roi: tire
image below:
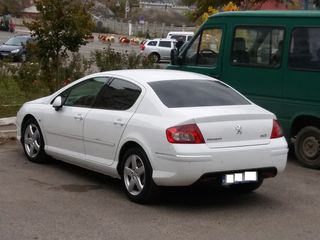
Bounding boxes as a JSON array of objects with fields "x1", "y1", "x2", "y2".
[
  {"x1": 149, "y1": 53, "x2": 160, "y2": 63},
  {"x1": 121, "y1": 147, "x2": 159, "y2": 204},
  {"x1": 227, "y1": 179, "x2": 263, "y2": 194},
  {"x1": 22, "y1": 118, "x2": 48, "y2": 163},
  {"x1": 294, "y1": 126, "x2": 320, "y2": 169}
]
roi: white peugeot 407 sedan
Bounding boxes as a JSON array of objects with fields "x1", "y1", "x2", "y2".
[{"x1": 16, "y1": 69, "x2": 288, "y2": 203}]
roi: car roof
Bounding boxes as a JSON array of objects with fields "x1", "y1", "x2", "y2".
[
  {"x1": 90, "y1": 69, "x2": 214, "y2": 84},
  {"x1": 12, "y1": 35, "x2": 31, "y2": 38},
  {"x1": 147, "y1": 38, "x2": 177, "y2": 42},
  {"x1": 167, "y1": 32, "x2": 194, "y2": 35}
]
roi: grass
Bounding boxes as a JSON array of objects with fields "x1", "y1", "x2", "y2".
[{"x1": 0, "y1": 77, "x2": 49, "y2": 118}]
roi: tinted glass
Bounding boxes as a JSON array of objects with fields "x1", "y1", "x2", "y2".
[
  {"x1": 232, "y1": 27, "x2": 284, "y2": 67},
  {"x1": 159, "y1": 41, "x2": 172, "y2": 48},
  {"x1": 147, "y1": 41, "x2": 157, "y2": 46},
  {"x1": 6, "y1": 36, "x2": 29, "y2": 46},
  {"x1": 94, "y1": 78, "x2": 141, "y2": 110},
  {"x1": 149, "y1": 80, "x2": 249, "y2": 108},
  {"x1": 63, "y1": 78, "x2": 107, "y2": 107},
  {"x1": 289, "y1": 27, "x2": 320, "y2": 71}
]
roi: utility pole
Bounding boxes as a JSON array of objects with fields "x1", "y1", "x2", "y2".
[{"x1": 125, "y1": 0, "x2": 130, "y2": 19}]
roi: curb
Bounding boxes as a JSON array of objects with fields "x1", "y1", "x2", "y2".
[
  {"x1": 0, "y1": 117, "x2": 16, "y2": 126},
  {"x1": 0, "y1": 117, "x2": 17, "y2": 143}
]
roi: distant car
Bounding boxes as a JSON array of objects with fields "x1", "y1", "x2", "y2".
[
  {"x1": 16, "y1": 69, "x2": 288, "y2": 203},
  {"x1": 141, "y1": 38, "x2": 176, "y2": 62},
  {"x1": 0, "y1": 35, "x2": 32, "y2": 62}
]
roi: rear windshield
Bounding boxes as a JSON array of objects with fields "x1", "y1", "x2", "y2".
[{"x1": 149, "y1": 80, "x2": 250, "y2": 108}]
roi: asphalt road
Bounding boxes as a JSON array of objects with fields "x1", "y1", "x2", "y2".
[{"x1": 0, "y1": 140, "x2": 319, "y2": 240}]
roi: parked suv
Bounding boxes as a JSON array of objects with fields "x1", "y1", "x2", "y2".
[{"x1": 141, "y1": 38, "x2": 176, "y2": 62}]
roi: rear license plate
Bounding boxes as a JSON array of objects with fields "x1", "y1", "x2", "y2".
[{"x1": 222, "y1": 171, "x2": 257, "y2": 185}]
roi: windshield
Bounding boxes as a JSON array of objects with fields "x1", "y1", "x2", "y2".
[
  {"x1": 5, "y1": 37, "x2": 28, "y2": 46},
  {"x1": 149, "y1": 80, "x2": 250, "y2": 108}
]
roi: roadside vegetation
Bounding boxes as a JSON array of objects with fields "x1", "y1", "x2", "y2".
[{"x1": 0, "y1": 0, "x2": 158, "y2": 118}]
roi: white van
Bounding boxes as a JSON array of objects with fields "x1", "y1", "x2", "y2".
[{"x1": 166, "y1": 31, "x2": 194, "y2": 42}]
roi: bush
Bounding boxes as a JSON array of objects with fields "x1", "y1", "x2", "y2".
[{"x1": 93, "y1": 46, "x2": 159, "y2": 72}]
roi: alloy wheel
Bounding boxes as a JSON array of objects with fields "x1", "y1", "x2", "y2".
[
  {"x1": 24, "y1": 123, "x2": 41, "y2": 158},
  {"x1": 123, "y1": 154, "x2": 146, "y2": 196}
]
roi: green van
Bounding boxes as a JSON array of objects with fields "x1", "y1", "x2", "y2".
[{"x1": 168, "y1": 11, "x2": 320, "y2": 169}]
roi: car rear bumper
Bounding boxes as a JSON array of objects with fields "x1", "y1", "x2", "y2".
[{"x1": 151, "y1": 137, "x2": 288, "y2": 186}]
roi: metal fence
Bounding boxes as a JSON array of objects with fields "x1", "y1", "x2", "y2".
[
  {"x1": 97, "y1": 18, "x2": 195, "y2": 37},
  {"x1": 13, "y1": 17, "x2": 195, "y2": 37}
]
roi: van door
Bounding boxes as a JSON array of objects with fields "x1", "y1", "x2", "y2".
[
  {"x1": 177, "y1": 26, "x2": 225, "y2": 79},
  {"x1": 223, "y1": 26, "x2": 285, "y2": 117}
]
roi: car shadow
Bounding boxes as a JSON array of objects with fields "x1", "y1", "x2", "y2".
[{"x1": 44, "y1": 157, "x2": 279, "y2": 209}]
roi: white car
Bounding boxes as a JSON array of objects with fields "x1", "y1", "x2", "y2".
[
  {"x1": 16, "y1": 70, "x2": 288, "y2": 203},
  {"x1": 140, "y1": 38, "x2": 176, "y2": 62}
]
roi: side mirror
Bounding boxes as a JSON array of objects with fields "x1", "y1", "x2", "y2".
[
  {"x1": 52, "y1": 96, "x2": 63, "y2": 111},
  {"x1": 170, "y1": 48, "x2": 179, "y2": 65}
]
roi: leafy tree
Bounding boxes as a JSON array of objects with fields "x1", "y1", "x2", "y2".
[
  {"x1": 0, "y1": 0, "x2": 31, "y2": 16},
  {"x1": 25, "y1": 0, "x2": 94, "y2": 92},
  {"x1": 182, "y1": 0, "x2": 267, "y2": 21}
]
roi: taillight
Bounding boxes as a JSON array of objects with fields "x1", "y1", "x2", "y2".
[
  {"x1": 166, "y1": 124, "x2": 205, "y2": 144},
  {"x1": 271, "y1": 119, "x2": 283, "y2": 139},
  {"x1": 140, "y1": 44, "x2": 145, "y2": 50}
]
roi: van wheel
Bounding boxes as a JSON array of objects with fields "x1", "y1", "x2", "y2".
[
  {"x1": 121, "y1": 147, "x2": 159, "y2": 204},
  {"x1": 295, "y1": 126, "x2": 320, "y2": 169},
  {"x1": 22, "y1": 118, "x2": 48, "y2": 163},
  {"x1": 149, "y1": 53, "x2": 160, "y2": 63}
]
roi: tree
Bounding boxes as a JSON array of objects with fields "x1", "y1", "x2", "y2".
[
  {"x1": 25, "y1": 0, "x2": 94, "y2": 92},
  {"x1": 182, "y1": 0, "x2": 265, "y2": 21},
  {"x1": 0, "y1": 0, "x2": 31, "y2": 16}
]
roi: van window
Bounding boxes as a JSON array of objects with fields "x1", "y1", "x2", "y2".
[
  {"x1": 170, "y1": 35, "x2": 187, "y2": 41},
  {"x1": 183, "y1": 28, "x2": 222, "y2": 66},
  {"x1": 231, "y1": 27, "x2": 284, "y2": 67},
  {"x1": 289, "y1": 27, "x2": 320, "y2": 71}
]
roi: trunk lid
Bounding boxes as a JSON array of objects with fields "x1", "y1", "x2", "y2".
[{"x1": 173, "y1": 105, "x2": 274, "y2": 148}]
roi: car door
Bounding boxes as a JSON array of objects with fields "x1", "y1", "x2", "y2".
[
  {"x1": 158, "y1": 40, "x2": 173, "y2": 60},
  {"x1": 83, "y1": 78, "x2": 143, "y2": 166},
  {"x1": 42, "y1": 77, "x2": 108, "y2": 162}
]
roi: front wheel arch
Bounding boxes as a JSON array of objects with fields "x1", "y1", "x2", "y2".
[{"x1": 21, "y1": 114, "x2": 37, "y2": 142}]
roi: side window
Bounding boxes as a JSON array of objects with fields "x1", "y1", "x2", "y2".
[
  {"x1": 93, "y1": 78, "x2": 141, "y2": 110},
  {"x1": 232, "y1": 27, "x2": 284, "y2": 67},
  {"x1": 289, "y1": 27, "x2": 320, "y2": 71},
  {"x1": 159, "y1": 41, "x2": 172, "y2": 48},
  {"x1": 147, "y1": 41, "x2": 157, "y2": 46},
  {"x1": 184, "y1": 28, "x2": 222, "y2": 66},
  {"x1": 63, "y1": 78, "x2": 108, "y2": 108}
]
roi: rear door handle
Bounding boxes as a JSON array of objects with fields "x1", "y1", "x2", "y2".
[
  {"x1": 74, "y1": 114, "x2": 83, "y2": 121},
  {"x1": 113, "y1": 119, "x2": 125, "y2": 126}
]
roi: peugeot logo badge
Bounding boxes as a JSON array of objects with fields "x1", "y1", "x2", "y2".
[{"x1": 235, "y1": 125, "x2": 242, "y2": 135}]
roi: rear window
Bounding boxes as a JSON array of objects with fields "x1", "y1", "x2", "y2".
[
  {"x1": 147, "y1": 41, "x2": 157, "y2": 46},
  {"x1": 149, "y1": 80, "x2": 250, "y2": 108}
]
